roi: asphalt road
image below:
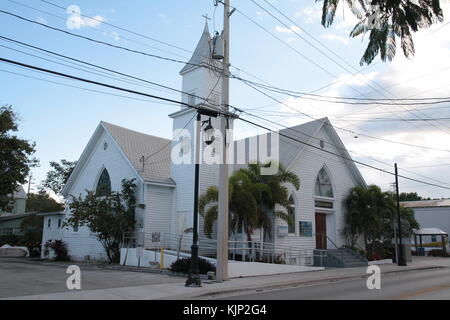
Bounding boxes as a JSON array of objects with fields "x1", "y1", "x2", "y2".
[
  {"x1": 0, "y1": 257, "x2": 183, "y2": 299},
  {"x1": 216, "y1": 267, "x2": 450, "y2": 300}
]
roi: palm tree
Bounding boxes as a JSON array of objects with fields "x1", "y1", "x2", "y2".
[
  {"x1": 199, "y1": 162, "x2": 300, "y2": 255},
  {"x1": 238, "y1": 162, "x2": 300, "y2": 243},
  {"x1": 198, "y1": 169, "x2": 258, "y2": 243},
  {"x1": 320, "y1": 0, "x2": 443, "y2": 65}
]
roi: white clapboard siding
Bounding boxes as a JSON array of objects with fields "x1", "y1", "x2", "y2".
[{"x1": 61, "y1": 129, "x2": 143, "y2": 261}]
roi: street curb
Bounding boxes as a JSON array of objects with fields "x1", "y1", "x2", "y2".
[{"x1": 189, "y1": 265, "x2": 446, "y2": 299}]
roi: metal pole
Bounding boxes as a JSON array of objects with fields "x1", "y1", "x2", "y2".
[
  {"x1": 216, "y1": 0, "x2": 230, "y2": 282},
  {"x1": 395, "y1": 163, "x2": 406, "y2": 266},
  {"x1": 186, "y1": 112, "x2": 202, "y2": 287}
]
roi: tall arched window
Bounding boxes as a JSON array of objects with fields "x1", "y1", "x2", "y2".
[
  {"x1": 287, "y1": 195, "x2": 295, "y2": 234},
  {"x1": 96, "y1": 168, "x2": 111, "y2": 196},
  {"x1": 315, "y1": 167, "x2": 333, "y2": 198}
]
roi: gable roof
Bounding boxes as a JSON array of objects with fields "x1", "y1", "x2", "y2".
[
  {"x1": 101, "y1": 122, "x2": 174, "y2": 186},
  {"x1": 233, "y1": 117, "x2": 366, "y2": 187},
  {"x1": 179, "y1": 22, "x2": 212, "y2": 75},
  {"x1": 62, "y1": 122, "x2": 174, "y2": 196},
  {"x1": 278, "y1": 118, "x2": 324, "y2": 168},
  {"x1": 11, "y1": 185, "x2": 27, "y2": 199},
  {"x1": 401, "y1": 199, "x2": 450, "y2": 208}
]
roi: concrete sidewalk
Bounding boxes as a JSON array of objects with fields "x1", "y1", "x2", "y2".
[{"x1": 4, "y1": 256, "x2": 450, "y2": 300}]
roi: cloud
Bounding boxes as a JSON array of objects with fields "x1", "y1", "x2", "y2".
[
  {"x1": 36, "y1": 17, "x2": 47, "y2": 25},
  {"x1": 158, "y1": 13, "x2": 171, "y2": 24},
  {"x1": 66, "y1": 5, "x2": 105, "y2": 30},
  {"x1": 295, "y1": 5, "x2": 322, "y2": 24},
  {"x1": 265, "y1": 5, "x2": 450, "y2": 197},
  {"x1": 275, "y1": 25, "x2": 301, "y2": 34},
  {"x1": 321, "y1": 33, "x2": 349, "y2": 45}
]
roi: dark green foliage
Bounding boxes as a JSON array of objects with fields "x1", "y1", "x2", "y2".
[
  {"x1": 44, "y1": 239, "x2": 68, "y2": 261},
  {"x1": 344, "y1": 184, "x2": 420, "y2": 258},
  {"x1": 41, "y1": 159, "x2": 77, "y2": 195},
  {"x1": 65, "y1": 178, "x2": 137, "y2": 263},
  {"x1": 169, "y1": 257, "x2": 216, "y2": 275},
  {"x1": 318, "y1": 0, "x2": 444, "y2": 65},
  {"x1": 26, "y1": 190, "x2": 64, "y2": 213},
  {"x1": 199, "y1": 162, "x2": 300, "y2": 243},
  {"x1": 0, "y1": 105, "x2": 38, "y2": 208},
  {"x1": 398, "y1": 192, "x2": 426, "y2": 201},
  {"x1": 20, "y1": 213, "x2": 44, "y2": 257},
  {"x1": 0, "y1": 234, "x2": 22, "y2": 246}
]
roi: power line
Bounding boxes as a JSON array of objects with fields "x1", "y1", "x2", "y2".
[
  {"x1": 6, "y1": 7, "x2": 449, "y2": 110},
  {"x1": 239, "y1": 107, "x2": 450, "y2": 187},
  {"x1": 0, "y1": 68, "x2": 175, "y2": 106},
  {"x1": 236, "y1": 115, "x2": 450, "y2": 190},
  {"x1": 0, "y1": 10, "x2": 223, "y2": 73},
  {"x1": 38, "y1": 0, "x2": 194, "y2": 55},
  {"x1": 3, "y1": 56, "x2": 449, "y2": 190},
  {"x1": 0, "y1": 36, "x2": 220, "y2": 106},
  {"x1": 236, "y1": 77, "x2": 450, "y2": 106},
  {"x1": 240, "y1": 1, "x2": 450, "y2": 137},
  {"x1": 239, "y1": 80, "x2": 450, "y2": 153},
  {"x1": 0, "y1": 57, "x2": 226, "y2": 115},
  {"x1": 7, "y1": 0, "x2": 193, "y2": 60}
]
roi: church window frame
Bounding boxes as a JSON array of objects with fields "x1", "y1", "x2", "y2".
[
  {"x1": 95, "y1": 167, "x2": 111, "y2": 197},
  {"x1": 287, "y1": 194, "x2": 296, "y2": 234},
  {"x1": 314, "y1": 165, "x2": 335, "y2": 211}
]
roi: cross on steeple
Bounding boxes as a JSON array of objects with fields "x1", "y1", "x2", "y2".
[{"x1": 202, "y1": 13, "x2": 211, "y2": 24}]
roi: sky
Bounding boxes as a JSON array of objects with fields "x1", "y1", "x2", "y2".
[{"x1": 1, "y1": 0, "x2": 450, "y2": 199}]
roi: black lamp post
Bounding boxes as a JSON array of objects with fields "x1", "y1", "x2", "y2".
[{"x1": 186, "y1": 110, "x2": 216, "y2": 287}]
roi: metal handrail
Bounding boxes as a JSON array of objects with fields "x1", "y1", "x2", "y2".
[{"x1": 122, "y1": 231, "x2": 320, "y2": 266}]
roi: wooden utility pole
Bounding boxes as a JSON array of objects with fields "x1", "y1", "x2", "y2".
[
  {"x1": 395, "y1": 163, "x2": 407, "y2": 266},
  {"x1": 216, "y1": 0, "x2": 230, "y2": 282}
]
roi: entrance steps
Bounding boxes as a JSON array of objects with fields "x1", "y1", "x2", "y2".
[{"x1": 314, "y1": 248, "x2": 368, "y2": 268}]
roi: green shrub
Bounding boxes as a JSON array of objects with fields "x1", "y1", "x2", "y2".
[
  {"x1": 0, "y1": 234, "x2": 22, "y2": 246},
  {"x1": 169, "y1": 257, "x2": 215, "y2": 275},
  {"x1": 44, "y1": 240, "x2": 69, "y2": 261}
]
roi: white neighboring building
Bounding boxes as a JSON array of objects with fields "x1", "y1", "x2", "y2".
[
  {"x1": 41, "y1": 22, "x2": 366, "y2": 262},
  {"x1": 401, "y1": 199, "x2": 450, "y2": 243}
]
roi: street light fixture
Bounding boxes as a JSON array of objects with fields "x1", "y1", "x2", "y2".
[{"x1": 186, "y1": 108, "x2": 217, "y2": 287}]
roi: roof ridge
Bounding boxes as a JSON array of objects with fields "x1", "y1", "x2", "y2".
[{"x1": 100, "y1": 121, "x2": 170, "y2": 142}]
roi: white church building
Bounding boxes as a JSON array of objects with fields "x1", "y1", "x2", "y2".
[{"x1": 41, "y1": 23, "x2": 366, "y2": 264}]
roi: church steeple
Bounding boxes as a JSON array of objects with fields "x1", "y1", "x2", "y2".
[
  {"x1": 176, "y1": 21, "x2": 221, "y2": 110},
  {"x1": 179, "y1": 22, "x2": 212, "y2": 75}
]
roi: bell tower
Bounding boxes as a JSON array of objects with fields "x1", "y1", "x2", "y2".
[{"x1": 169, "y1": 21, "x2": 222, "y2": 235}]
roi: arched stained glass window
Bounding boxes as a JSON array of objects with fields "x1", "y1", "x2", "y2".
[
  {"x1": 287, "y1": 195, "x2": 295, "y2": 234},
  {"x1": 96, "y1": 168, "x2": 111, "y2": 196},
  {"x1": 315, "y1": 167, "x2": 333, "y2": 198}
]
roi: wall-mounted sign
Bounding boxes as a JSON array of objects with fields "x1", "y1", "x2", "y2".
[
  {"x1": 299, "y1": 221, "x2": 313, "y2": 237},
  {"x1": 152, "y1": 232, "x2": 160, "y2": 243},
  {"x1": 277, "y1": 225, "x2": 288, "y2": 237}
]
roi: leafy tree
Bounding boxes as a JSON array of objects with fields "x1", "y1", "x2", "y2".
[
  {"x1": 199, "y1": 170, "x2": 259, "y2": 242},
  {"x1": 237, "y1": 162, "x2": 300, "y2": 242},
  {"x1": 21, "y1": 213, "x2": 45, "y2": 257},
  {"x1": 26, "y1": 190, "x2": 64, "y2": 213},
  {"x1": 65, "y1": 178, "x2": 137, "y2": 263},
  {"x1": 41, "y1": 159, "x2": 77, "y2": 195},
  {"x1": 199, "y1": 162, "x2": 300, "y2": 247},
  {"x1": 344, "y1": 184, "x2": 420, "y2": 257},
  {"x1": 398, "y1": 192, "x2": 423, "y2": 201},
  {"x1": 0, "y1": 105, "x2": 38, "y2": 208},
  {"x1": 318, "y1": 0, "x2": 444, "y2": 65}
]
